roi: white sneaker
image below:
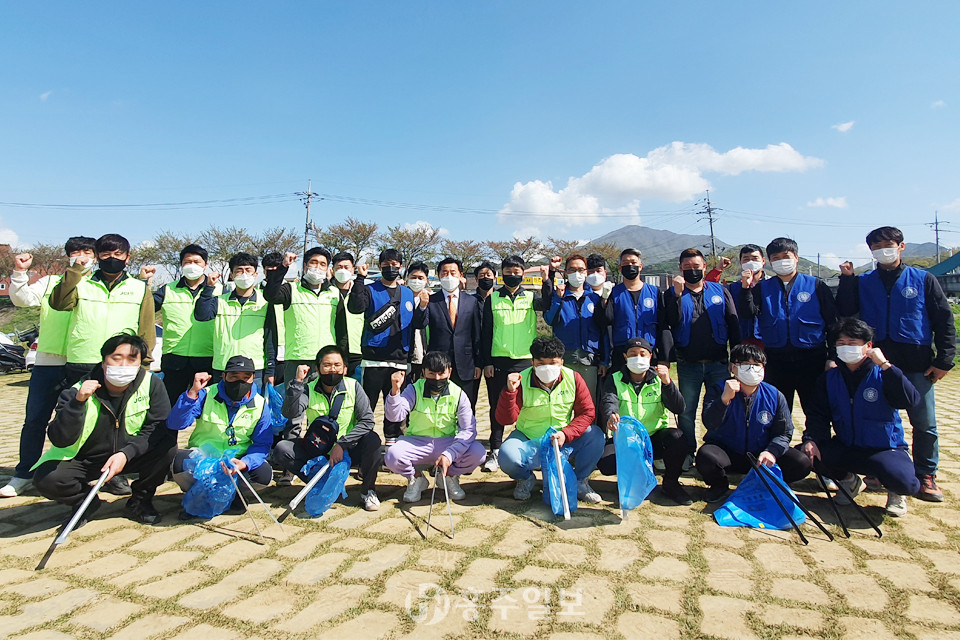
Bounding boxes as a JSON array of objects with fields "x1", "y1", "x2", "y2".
[
  {"x1": 362, "y1": 490, "x2": 380, "y2": 511},
  {"x1": 0, "y1": 477, "x2": 32, "y2": 497},
  {"x1": 885, "y1": 492, "x2": 908, "y2": 517},
  {"x1": 482, "y1": 450, "x2": 500, "y2": 473},
  {"x1": 823, "y1": 477, "x2": 839, "y2": 492},
  {"x1": 513, "y1": 476, "x2": 536, "y2": 500},
  {"x1": 834, "y1": 474, "x2": 864, "y2": 506},
  {"x1": 443, "y1": 475, "x2": 466, "y2": 501},
  {"x1": 577, "y1": 479, "x2": 601, "y2": 504},
  {"x1": 402, "y1": 474, "x2": 431, "y2": 503}
]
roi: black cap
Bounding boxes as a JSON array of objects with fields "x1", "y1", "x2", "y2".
[
  {"x1": 224, "y1": 355, "x2": 255, "y2": 373},
  {"x1": 624, "y1": 337, "x2": 653, "y2": 352}
]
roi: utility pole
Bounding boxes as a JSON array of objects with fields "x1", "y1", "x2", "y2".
[
  {"x1": 935, "y1": 211, "x2": 941, "y2": 263},
  {"x1": 817, "y1": 253, "x2": 821, "y2": 279},
  {"x1": 698, "y1": 190, "x2": 719, "y2": 264},
  {"x1": 298, "y1": 180, "x2": 320, "y2": 256}
]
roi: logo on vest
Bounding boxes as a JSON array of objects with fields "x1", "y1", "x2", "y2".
[
  {"x1": 405, "y1": 301, "x2": 414, "y2": 312},
  {"x1": 643, "y1": 297, "x2": 655, "y2": 309},
  {"x1": 796, "y1": 291, "x2": 812, "y2": 303},
  {"x1": 757, "y1": 410, "x2": 773, "y2": 425},
  {"x1": 586, "y1": 302, "x2": 595, "y2": 314},
  {"x1": 863, "y1": 388, "x2": 879, "y2": 402},
  {"x1": 710, "y1": 295, "x2": 723, "y2": 305},
  {"x1": 902, "y1": 286, "x2": 918, "y2": 299}
]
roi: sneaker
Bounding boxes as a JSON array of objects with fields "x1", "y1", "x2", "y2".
[
  {"x1": 653, "y1": 459, "x2": 666, "y2": 472},
  {"x1": 276, "y1": 471, "x2": 295, "y2": 487},
  {"x1": 0, "y1": 477, "x2": 32, "y2": 497},
  {"x1": 577, "y1": 479, "x2": 602, "y2": 504},
  {"x1": 885, "y1": 491, "x2": 908, "y2": 517},
  {"x1": 124, "y1": 494, "x2": 162, "y2": 525},
  {"x1": 362, "y1": 489, "x2": 380, "y2": 511},
  {"x1": 681, "y1": 454, "x2": 695, "y2": 473},
  {"x1": 822, "y1": 477, "x2": 839, "y2": 492},
  {"x1": 705, "y1": 483, "x2": 730, "y2": 503},
  {"x1": 863, "y1": 475, "x2": 884, "y2": 493},
  {"x1": 102, "y1": 475, "x2": 132, "y2": 496},
  {"x1": 385, "y1": 437, "x2": 398, "y2": 447},
  {"x1": 833, "y1": 474, "x2": 864, "y2": 506},
  {"x1": 62, "y1": 496, "x2": 101, "y2": 533},
  {"x1": 482, "y1": 450, "x2": 500, "y2": 473},
  {"x1": 443, "y1": 475, "x2": 466, "y2": 501},
  {"x1": 513, "y1": 476, "x2": 536, "y2": 500},
  {"x1": 402, "y1": 474, "x2": 431, "y2": 503},
  {"x1": 661, "y1": 480, "x2": 693, "y2": 506},
  {"x1": 916, "y1": 474, "x2": 944, "y2": 503}
]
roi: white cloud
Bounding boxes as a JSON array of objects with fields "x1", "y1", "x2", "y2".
[
  {"x1": 941, "y1": 197, "x2": 960, "y2": 213},
  {"x1": 807, "y1": 196, "x2": 848, "y2": 209},
  {"x1": 499, "y1": 142, "x2": 823, "y2": 228},
  {"x1": 39, "y1": 90, "x2": 52, "y2": 102},
  {"x1": 0, "y1": 226, "x2": 19, "y2": 246},
  {"x1": 831, "y1": 120, "x2": 855, "y2": 133},
  {"x1": 932, "y1": 100, "x2": 946, "y2": 109},
  {"x1": 403, "y1": 220, "x2": 448, "y2": 236}
]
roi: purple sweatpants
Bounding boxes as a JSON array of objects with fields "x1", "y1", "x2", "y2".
[{"x1": 384, "y1": 435, "x2": 486, "y2": 478}]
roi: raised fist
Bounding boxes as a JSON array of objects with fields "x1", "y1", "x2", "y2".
[
  {"x1": 721, "y1": 378, "x2": 741, "y2": 404},
  {"x1": 139, "y1": 265, "x2": 157, "y2": 282},
  {"x1": 390, "y1": 370, "x2": 406, "y2": 393},
  {"x1": 741, "y1": 269, "x2": 757, "y2": 289},
  {"x1": 190, "y1": 372, "x2": 213, "y2": 398},
  {"x1": 867, "y1": 347, "x2": 887, "y2": 366},
  {"x1": 207, "y1": 272, "x2": 221, "y2": 286},
  {"x1": 283, "y1": 252, "x2": 298, "y2": 268},
  {"x1": 549, "y1": 256, "x2": 562, "y2": 271},
  {"x1": 13, "y1": 253, "x2": 32, "y2": 271},
  {"x1": 672, "y1": 275, "x2": 685, "y2": 296},
  {"x1": 839, "y1": 261, "x2": 854, "y2": 277},
  {"x1": 357, "y1": 263, "x2": 369, "y2": 277},
  {"x1": 296, "y1": 365, "x2": 311, "y2": 381},
  {"x1": 506, "y1": 372, "x2": 521, "y2": 392},
  {"x1": 418, "y1": 289, "x2": 431, "y2": 307},
  {"x1": 656, "y1": 364, "x2": 671, "y2": 383},
  {"x1": 76, "y1": 379, "x2": 101, "y2": 402},
  {"x1": 719, "y1": 256, "x2": 732, "y2": 269}
]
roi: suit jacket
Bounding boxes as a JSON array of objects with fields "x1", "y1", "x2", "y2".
[{"x1": 420, "y1": 290, "x2": 481, "y2": 381}]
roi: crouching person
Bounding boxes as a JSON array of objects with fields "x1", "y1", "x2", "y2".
[
  {"x1": 801, "y1": 318, "x2": 922, "y2": 517},
  {"x1": 384, "y1": 351, "x2": 486, "y2": 502},
  {"x1": 697, "y1": 343, "x2": 812, "y2": 503},
  {"x1": 167, "y1": 355, "x2": 273, "y2": 519},
  {"x1": 275, "y1": 345, "x2": 383, "y2": 511},
  {"x1": 34, "y1": 334, "x2": 174, "y2": 527},
  {"x1": 496, "y1": 336, "x2": 605, "y2": 503},
  {"x1": 597, "y1": 337, "x2": 690, "y2": 505}
]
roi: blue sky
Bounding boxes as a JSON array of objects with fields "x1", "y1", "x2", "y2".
[{"x1": 1, "y1": 2, "x2": 958, "y2": 267}]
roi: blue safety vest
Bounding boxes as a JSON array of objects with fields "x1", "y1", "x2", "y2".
[
  {"x1": 728, "y1": 280, "x2": 761, "y2": 340},
  {"x1": 757, "y1": 274, "x2": 825, "y2": 348},
  {"x1": 363, "y1": 281, "x2": 414, "y2": 352},
  {"x1": 858, "y1": 267, "x2": 931, "y2": 345},
  {"x1": 704, "y1": 380, "x2": 781, "y2": 455},
  {"x1": 546, "y1": 291, "x2": 604, "y2": 355},
  {"x1": 826, "y1": 365, "x2": 907, "y2": 450},
  {"x1": 672, "y1": 282, "x2": 729, "y2": 347},
  {"x1": 609, "y1": 282, "x2": 659, "y2": 348}
]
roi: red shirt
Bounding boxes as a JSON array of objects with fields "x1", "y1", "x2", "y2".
[{"x1": 495, "y1": 369, "x2": 596, "y2": 441}]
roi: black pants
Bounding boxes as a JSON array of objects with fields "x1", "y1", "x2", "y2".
[
  {"x1": 452, "y1": 369, "x2": 476, "y2": 412},
  {"x1": 35, "y1": 443, "x2": 176, "y2": 506},
  {"x1": 272, "y1": 430, "x2": 381, "y2": 493},
  {"x1": 161, "y1": 355, "x2": 215, "y2": 404},
  {"x1": 362, "y1": 366, "x2": 406, "y2": 439},
  {"x1": 64, "y1": 363, "x2": 98, "y2": 387},
  {"x1": 695, "y1": 443, "x2": 811, "y2": 488},
  {"x1": 486, "y1": 358, "x2": 527, "y2": 452},
  {"x1": 765, "y1": 349, "x2": 827, "y2": 416},
  {"x1": 172, "y1": 448, "x2": 274, "y2": 486},
  {"x1": 597, "y1": 427, "x2": 687, "y2": 484},
  {"x1": 816, "y1": 440, "x2": 921, "y2": 497}
]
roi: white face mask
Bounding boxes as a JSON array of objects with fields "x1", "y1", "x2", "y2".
[
  {"x1": 771, "y1": 258, "x2": 796, "y2": 276},
  {"x1": 566, "y1": 272, "x2": 585, "y2": 288},
  {"x1": 70, "y1": 256, "x2": 94, "y2": 272},
  {"x1": 181, "y1": 263, "x2": 205, "y2": 280},
  {"x1": 735, "y1": 364, "x2": 764, "y2": 386},
  {"x1": 534, "y1": 364, "x2": 561, "y2": 384},
  {"x1": 586, "y1": 272, "x2": 606, "y2": 288},
  {"x1": 741, "y1": 260, "x2": 763, "y2": 273},
  {"x1": 104, "y1": 364, "x2": 139, "y2": 387},
  {"x1": 302, "y1": 268, "x2": 326, "y2": 285},
  {"x1": 334, "y1": 268, "x2": 354, "y2": 284},
  {"x1": 836, "y1": 345, "x2": 866, "y2": 364},
  {"x1": 626, "y1": 356, "x2": 651, "y2": 374},
  {"x1": 233, "y1": 273, "x2": 258, "y2": 290},
  {"x1": 872, "y1": 247, "x2": 899, "y2": 265},
  {"x1": 407, "y1": 278, "x2": 427, "y2": 293},
  {"x1": 440, "y1": 275, "x2": 460, "y2": 292}
]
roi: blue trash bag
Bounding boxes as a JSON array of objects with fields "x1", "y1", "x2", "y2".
[
  {"x1": 714, "y1": 464, "x2": 806, "y2": 530},
  {"x1": 265, "y1": 382, "x2": 288, "y2": 436},
  {"x1": 539, "y1": 430, "x2": 578, "y2": 517},
  {"x1": 303, "y1": 450, "x2": 352, "y2": 517},
  {"x1": 615, "y1": 415, "x2": 659, "y2": 510},
  {"x1": 182, "y1": 445, "x2": 239, "y2": 518}
]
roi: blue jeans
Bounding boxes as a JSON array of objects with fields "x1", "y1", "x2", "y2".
[
  {"x1": 904, "y1": 371, "x2": 938, "y2": 475},
  {"x1": 677, "y1": 360, "x2": 729, "y2": 451},
  {"x1": 498, "y1": 425, "x2": 605, "y2": 481},
  {"x1": 16, "y1": 364, "x2": 67, "y2": 478}
]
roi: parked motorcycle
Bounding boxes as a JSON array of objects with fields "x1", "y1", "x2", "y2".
[{"x1": 0, "y1": 334, "x2": 27, "y2": 373}]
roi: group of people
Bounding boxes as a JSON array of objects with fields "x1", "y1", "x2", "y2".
[{"x1": 1, "y1": 224, "x2": 952, "y2": 527}]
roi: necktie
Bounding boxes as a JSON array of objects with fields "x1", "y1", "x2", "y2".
[{"x1": 448, "y1": 293, "x2": 457, "y2": 329}]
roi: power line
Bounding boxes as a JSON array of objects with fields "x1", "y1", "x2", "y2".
[{"x1": 697, "y1": 190, "x2": 719, "y2": 261}]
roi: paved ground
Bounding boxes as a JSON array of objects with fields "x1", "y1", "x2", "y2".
[{"x1": 1, "y1": 370, "x2": 960, "y2": 640}]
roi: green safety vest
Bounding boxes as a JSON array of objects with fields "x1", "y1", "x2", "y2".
[
  {"x1": 188, "y1": 387, "x2": 265, "y2": 457},
  {"x1": 37, "y1": 275, "x2": 72, "y2": 356},
  {"x1": 284, "y1": 283, "x2": 339, "y2": 361},
  {"x1": 32, "y1": 374, "x2": 152, "y2": 469},
  {"x1": 613, "y1": 371, "x2": 668, "y2": 435},
  {"x1": 406, "y1": 379, "x2": 461, "y2": 438},
  {"x1": 161, "y1": 280, "x2": 223, "y2": 357},
  {"x1": 516, "y1": 366, "x2": 576, "y2": 440},
  {"x1": 491, "y1": 291, "x2": 536, "y2": 359},
  {"x1": 67, "y1": 275, "x2": 147, "y2": 364},
  {"x1": 344, "y1": 290, "x2": 364, "y2": 356},
  {"x1": 306, "y1": 377, "x2": 359, "y2": 439},
  {"x1": 213, "y1": 292, "x2": 268, "y2": 370}
]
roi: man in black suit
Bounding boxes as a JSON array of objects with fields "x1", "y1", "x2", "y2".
[{"x1": 417, "y1": 257, "x2": 482, "y2": 409}]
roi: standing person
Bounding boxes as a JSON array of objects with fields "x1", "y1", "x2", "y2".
[
  {"x1": 603, "y1": 248, "x2": 670, "y2": 373},
  {"x1": 544, "y1": 254, "x2": 608, "y2": 401},
  {"x1": 585, "y1": 253, "x2": 613, "y2": 300},
  {"x1": 801, "y1": 319, "x2": 922, "y2": 517},
  {"x1": 384, "y1": 351, "x2": 486, "y2": 502},
  {"x1": 151, "y1": 244, "x2": 223, "y2": 402},
  {"x1": 739, "y1": 237, "x2": 837, "y2": 415},
  {"x1": 49, "y1": 233, "x2": 156, "y2": 386},
  {"x1": 346, "y1": 248, "x2": 424, "y2": 446},
  {"x1": 728, "y1": 245, "x2": 765, "y2": 347},
  {"x1": 331, "y1": 251, "x2": 365, "y2": 379},
  {"x1": 419, "y1": 257, "x2": 482, "y2": 408},
  {"x1": 2, "y1": 237, "x2": 96, "y2": 497},
  {"x1": 32, "y1": 334, "x2": 174, "y2": 526},
  {"x1": 835, "y1": 226, "x2": 955, "y2": 502},
  {"x1": 665, "y1": 248, "x2": 741, "y2": 467},
  {"x1": 405, "y1": 262, "x2": 432, "y2": 381},
  {"x1": 194, "y1": 252, "x2": 276, "y2": 390},
  {"x1": 471, "y1": 261, "x2": 498, "y2": 410},
  {"x1": 479, "y1": 255, "x2": 552, "y2": 472}
]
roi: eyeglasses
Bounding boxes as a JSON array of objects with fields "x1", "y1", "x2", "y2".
[{"x1": 225, "y1": 425, "x2": 238, "y2": 447}]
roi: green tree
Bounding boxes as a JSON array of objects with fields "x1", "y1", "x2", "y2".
[
  {"x1": 313, "y1": 216, "x2": 380, "y2": 263},
  {"x1": 377, "y1": 222, "x2": 444, "y2": 268}
]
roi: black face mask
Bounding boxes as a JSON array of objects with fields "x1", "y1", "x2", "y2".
[
  {"x1": 381, "y1": 266, "x2": 400, "y2": 282},
  {"x1": 621, "y1": 264, "x2": 640, "y2": 280},
  {"x1": 502, "y1": 274, "x2": 523, "y2": 289},
  {"x1": 424, "y1": 378, "x2": 449, "y2": 395},
  {"x1": 682, "y1": 269, "x2": 704, "y2": 284},
  {"x1": 320, "y1": 372, "x2": 343, "y2": 387},
  {"x1": 99, "y1": 257, "x2": 127, "y2": 274},
  {"x1": 223, "y1": 379, "x2": 252, "y2": 402},
  {"x1": 477, "y1": 277, "x2": 495, "y2": 292}
]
